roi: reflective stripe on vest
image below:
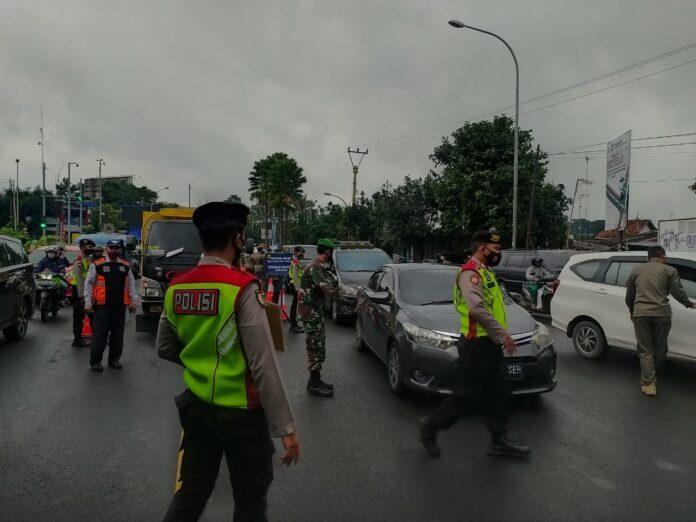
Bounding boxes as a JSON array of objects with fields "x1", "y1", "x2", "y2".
[
  {"x1": 164, "y1": 265, "x2": 259, "y2": 409},
  {"x1": 93, "y1": 258, "x2": 132, "y2": 305},
  {"x1": 454, "y1": 260, "x2": 507, "y2": 339},
  {"x1": 70, "y1": 257, "x2": 90, "y2": 286}
]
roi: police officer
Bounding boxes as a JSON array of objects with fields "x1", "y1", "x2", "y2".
[
  {"x1": 417, "y1": 231, "x2": 531, "y2": 458},
  {"x1": 156, "y1": 201, "x2": 299, "y2": 521},
  {"x1": 298, "y1": 238, "x2": 337, "y2": 397},
  {"x1": 71, "y1": 238, "x2": 96, "y2": 347},
  {"x1": 84, "y1": 239, "x2": 138, "y2": 371},
  {"x1": 288, "y1": 246, "x2": 305, "y2": 333}
]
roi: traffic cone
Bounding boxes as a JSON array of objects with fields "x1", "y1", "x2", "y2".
[
  {"x1": 266, "y1": 278, "x2": 274, "y2": 302},
  {"x1": 82, "y1": 315, "x2": 93, "y2": 339},
  {"x1": 280, "y1": 288, "x2": 289, "y2": 322}
]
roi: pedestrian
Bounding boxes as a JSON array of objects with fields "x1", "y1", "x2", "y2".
[
  {"x1": 56, "y1": 245, "x2": 71, "y2": 271},
  {"x1": 288, "y1": 246, "x2": 305, "y2": 333},
  {"x1": 156, "y1": 201, "x2": 300, "y2": 521},
  {"x1": 298, "y1": 238, "x2": 337, "y2": 397},
  {"x1": 625, "y1": 245, "x2": 694, "y2": 397},
  {"x1": 70, "y1": 238, "x2": 96, "y2": 347},
  {"x1": 84, "y1": 239, "x2": 138, "y2": 371},
  {"x1": 417, "y1": 231, "x2": 530, "y2": 459},
  {"x1": 251, "y1": 244, "x2": 267, "y2": 292}
]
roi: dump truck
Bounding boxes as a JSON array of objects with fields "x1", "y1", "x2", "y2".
[{"x1": 136, "y1": 208, "x2": 201, "y2": 333}]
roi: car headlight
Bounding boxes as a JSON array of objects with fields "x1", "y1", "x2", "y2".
[
  {"x1": 40, "y1": 273, "x2": 53, "y2": 280},
  {"x1": 532, "y1": 322, "x2": 553, "y2": 349},
  {"x1": 338, "y1": 284, "x2": 357, "y2": 297},
  {"x1": 403, "y1": 322, "x2": 456, "y2": 350},
  {"x1": 141, "y1": 276, "x2": 164, "y2": 298}
]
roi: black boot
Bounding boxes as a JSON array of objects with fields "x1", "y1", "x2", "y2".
[
  {"x1": 307, "y1": 372, "x2": 334, "y2": 397},
  {"x1": 488, "y1": 437, "x2": 531, "y2": 458},
  {"x1": 290, "y1": 324, "x2": 305, "y2": 333},
  {"x1": 416, "y1": 417, "x2": 441, "y2": 458}
]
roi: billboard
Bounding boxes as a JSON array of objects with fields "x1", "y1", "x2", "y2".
[
  {"x1": 605, "y1": 130, "x2": 631, "y2": 230},
  {"x1": 659, "y1": 218, "x2": 696, "y2": 252},
  {"x1": 82, "y1": 175, "x2": 134, "y2": 200}
]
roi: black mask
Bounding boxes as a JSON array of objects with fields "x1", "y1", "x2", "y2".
[{"x1": 484, "y1": 249, "x2": 501, "y2": 267}]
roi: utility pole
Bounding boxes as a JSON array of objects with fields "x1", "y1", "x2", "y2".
[
  {"x1": 347, "y1": 147, "x2": 368, "y2": 205},
  {"x1": 97, "y1": 159, "x2": 105, "y2": 230},
  {"x1": 15, "y1": 159, "x2": 20, "y2": 228},
  {"x1": 39, "y1": 120, "x2": 46, "y2": 236},
  {"x1": 9, "y1": 179, "x2": 15, "y2": 225},
  {"x1": 67, "y1": 162, "x2": 79, "y2": 242},
  {"x1": 188, "y1": 184, "x2": 191, "y2": 208},
  {"x1": 525, "y1": 180, "x2": 536, "y2": 249},
  {"x1": 79, "y1": 179, "x2": 83, "y2": 230},
  {"x1": 566, "y1": 176, "x2": 593, "y2": 248}
]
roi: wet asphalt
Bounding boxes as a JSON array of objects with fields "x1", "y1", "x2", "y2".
[{"x1": 2, "y1": 309, "x2": 696, "y2": 521}]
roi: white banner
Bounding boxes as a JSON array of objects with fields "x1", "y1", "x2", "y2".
[
  {"x1": 605, "y1": 130, "x2": 631, "y2": 230},
  {"x1": 659, "y1": 218, "x2": 696, "y2": 252}
]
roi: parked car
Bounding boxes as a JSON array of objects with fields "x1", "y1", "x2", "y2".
[
  {"x1": 493, "y1": 249, "x2": 578, "y2": 293},
  {"x1": 324, "y1": 242, "x2": 392, "y2": 324},
  {"x1": 356, "y1": 263, "x2": 557, "y2": 396},
  {"x1": 0, "y1": 235, "x2": 36, "y2": 342},
  {"x1": 551, "y1": 252, "x2": 696, "y2": 361}
]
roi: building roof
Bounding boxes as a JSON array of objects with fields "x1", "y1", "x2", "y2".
[{"x1": 594, "y1": 219, "x2": 656, "y2": 240}]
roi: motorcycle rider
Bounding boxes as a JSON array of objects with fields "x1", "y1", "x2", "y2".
[
  {"x1": 35, "y1": 246, "x2": 68, "y2": 302},
  {"x1": 525, "y1": 257, "x2": 553, "y2": 310}
]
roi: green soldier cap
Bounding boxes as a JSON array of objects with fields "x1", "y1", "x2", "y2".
[
  {"x1": 471, "y1": 230, "x2": 502, "y2": 245},
  {"x1": 193, "y1": 202, "x2": 250, "y2": 229},
  {"x1": 317, "y1": 238, "x2": 337, "y2": 249}
]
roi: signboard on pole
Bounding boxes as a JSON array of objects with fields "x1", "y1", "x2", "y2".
[
  {"x1": 605, "y1": 130, "x2": 631, "y2": 230},
  {"x1": 659, "y1": 218, "x2": 696, "y2": 252},
  {"x1": 266, "y1": 252, "x2": 292, "y2": 277}
]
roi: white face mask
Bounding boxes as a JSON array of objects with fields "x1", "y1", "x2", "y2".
[{"x1": 47, "y1": 253, "x2": 56, "y2": 259}]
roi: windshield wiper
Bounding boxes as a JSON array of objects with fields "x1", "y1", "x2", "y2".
[
  {"x1": 161, "y1": 247, "x2": 185, "y2": 259},
  {"x1": 420, "y1": 300, "x2": 454, "y2": 306}
]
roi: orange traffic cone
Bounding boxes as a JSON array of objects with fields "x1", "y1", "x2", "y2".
[
  {"x1": 82, "y1": 315, "x2": 93, "y2": 339},
  {"x1": 266, "y1": 278, "x2": 274, "y2": 302}
]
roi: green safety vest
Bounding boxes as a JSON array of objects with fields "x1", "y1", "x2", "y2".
[
  {"x1": 288, "y1": 258, "x2": 303, "y2": 286},
  {"x1": 70, "y1": 257, "x2": 90, "y2": 286},
  {"x1": 454, "y1": 260, "x2": 508, "y2": 339},
  {"x1": 164, "y1": 265, "x2": 259, "y2": 409}
]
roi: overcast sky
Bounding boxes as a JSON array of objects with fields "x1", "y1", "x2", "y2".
[{"x1": 1, "y1": 0, "x2": 695, "y2": 223}]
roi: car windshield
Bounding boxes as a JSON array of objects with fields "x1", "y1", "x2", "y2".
[
  {"x1": 400, "y1": 268, "x2": 514, "y2": 306},
  {"x1": 335, "y1": 250, "x2": 391, "y2": 272},
  {"x1": 146, "y1": 221, "x2": 200, "y2": 255}
]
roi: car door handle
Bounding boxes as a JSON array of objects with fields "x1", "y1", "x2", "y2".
[{"x1": 595, "y1": 288, "x2": 608, "y2": 295}]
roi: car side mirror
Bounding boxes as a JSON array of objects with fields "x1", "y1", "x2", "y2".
[{"x1": 371, "y1": 291, "x2": 392, "y2": 304}]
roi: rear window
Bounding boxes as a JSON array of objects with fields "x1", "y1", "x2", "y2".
[
  {"x1": 505, "y1": 253, "x2": 527, "y2": 268},
  {"x1": 604, "y1": 261, "x2": 643, "y2": 287},
  {"x1": 539, "y1": 252, "x2": 572, "y2": 271},
  {"x1": 571, "y1": 260, "x2": 601, "y2": 281},
  {"x1": 335, "y1": 250, "x2": 391, "y2": 273},
  {"x1": 146, "y1": 221, "x2": 200, "y2": 255}
]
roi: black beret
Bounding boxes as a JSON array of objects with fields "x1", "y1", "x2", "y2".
[
  {"x1": 471, "y1": 230, "x2": 502, "y2": 245},
  {"x1": 79, "y1": 238, "x2": 96, "y2": 247},
  {"x1": 106, "y1": 239, "x2": 122, "y2": 248},
  {"x1": 193, "y1": 202, "x2": 250, "y2": 229}
]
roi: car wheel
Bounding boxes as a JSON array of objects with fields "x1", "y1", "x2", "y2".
[
  {"x1": 387, "y1": 343, "x2": 404, "y2": 396},
  {"x1": 3, "y1": 298, "x2": 30, "y2": 342},
  {"x1": 355, "y1": 317, "x2": 367, "y2": 353},
  {"x1": 572, "y1": 320, "x2": 607, "y2": 360},
  {"x1": 331, "y1": 300, "x2": 342, "y2": 325}
]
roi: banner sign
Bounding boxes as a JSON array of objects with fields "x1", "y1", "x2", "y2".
[
  {"x1": 266, "y1": 252, "x2": 292, "y2": 277},
  {"x1": 605, "y1": 130, "x2": 631, "y2": 230},
  {"x1": 659, "y1": 218, "x2": 696, "y2": 252}
]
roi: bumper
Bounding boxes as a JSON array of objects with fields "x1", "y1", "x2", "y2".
[
  {"x1": 136, "y1": 297, "x2": 164, "y2": 333},
  {"x1": 336, "y1": 294, "x2": 358, "y2": 317},
  {"x1": 402, "y1": 337, "x2": 557, "y2": 396}
]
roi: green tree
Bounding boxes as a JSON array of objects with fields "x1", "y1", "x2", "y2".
[
  {"x1": 101, "y1": 180, "x2": 157, "y2": 206},
  {"x1": 84, "y1": 204, "x2": 126, "y2": 233},
  {"x1": 431, "y1": 116, "x2": 570, "y2": 248}
]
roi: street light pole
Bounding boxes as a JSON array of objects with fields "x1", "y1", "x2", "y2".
[
  {"x1": 97, "y1": 159, "x2": 105, "y2": 230},
  {"x1": 449, "y1": 19, "x2": 520, "y2": 249},
  {"x1": 151, "y1": 186, "x2": 170, "y2": 212},
  {"x1": 323, "y1": 192, "x2": 349, "y2": 208},
  {"x1": 67, "y1": 162, "x2": 79, "y2": 242},
  {"x1": 14, "y1": 159, "x2": 20, "y2": 229}
]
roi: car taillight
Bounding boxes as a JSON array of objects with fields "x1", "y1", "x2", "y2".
[{"x1": 551, "y1": 279, "x2": 560, "y2": 296}]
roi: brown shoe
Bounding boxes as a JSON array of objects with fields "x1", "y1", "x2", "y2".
[{"x1": 641, "y1": 383, "x2": 657, "y2": 397}]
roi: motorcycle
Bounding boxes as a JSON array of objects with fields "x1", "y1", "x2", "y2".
[
  {"x1": 521, "y1": 276, "x2": 558, "y2": 315},
  {"x1": 34, "y1": 270, "x2": 68, "y2": 323}
]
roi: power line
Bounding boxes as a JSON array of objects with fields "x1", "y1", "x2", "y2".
[
  {"x1": 550, "y1": 140, "x2": 696, "y2": 155},
  {"x1": 632, "y1": 177, "x2": 695, "y2": 183},
  {"x1": 551, "y1": 132, "x2": 696, "y2": 155},
  {"x1": 358, "y1": 41, "x2": 696, "y2": 149}
]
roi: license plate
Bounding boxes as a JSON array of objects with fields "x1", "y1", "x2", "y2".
[{"x1": 507, "y1": 363, "x2": 524, "y2": 381}]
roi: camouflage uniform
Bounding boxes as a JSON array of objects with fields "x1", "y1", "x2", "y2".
[{"x1": 299, "y1": 259, "x2": 328, "y2": 372}]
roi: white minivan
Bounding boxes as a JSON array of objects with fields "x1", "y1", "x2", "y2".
[{"x1": 551, "y1": 251, "x2": 696, "y2": 361}]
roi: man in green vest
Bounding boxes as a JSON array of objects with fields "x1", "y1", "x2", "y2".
[
  {"x1": 417, "y1": 230, "x2": 531, "y2": 459},
  {"x1": 156, "y1": 201, "x2": 300, "y2": 521},
  {"x1": 71, "y1": 238, "x2": 96, "y2": 347}
]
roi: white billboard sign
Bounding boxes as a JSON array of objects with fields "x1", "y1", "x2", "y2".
[
  {"x1": 605, "y1": 130, "x2": 631, "y2": 230},
  {"x1": 659, "y1": 218, "x2": 696, "y2": 252}
]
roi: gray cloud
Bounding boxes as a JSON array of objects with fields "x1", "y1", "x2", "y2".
[{"x1": 1, "y1": 0, "x2": 694, "y2": 221}]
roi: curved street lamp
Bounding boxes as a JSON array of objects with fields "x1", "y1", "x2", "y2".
[
  {"x1": 324, "y1": 192, "x2": 349, "y2": 208},
  {"x1": 449, "y1": 19, "x2": 520, "y2": 249},
  {"x1": 151, "y1": 186, "x2": 170, "y2": 212}
]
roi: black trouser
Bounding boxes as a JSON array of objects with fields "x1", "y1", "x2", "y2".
[
  {"x1": 425, "y1": 336, "x2": 509, "y2": 442},
  {"x1": 289, "y1": 288, "x2": 299, "y2": 327},
  {"x1": 271, "y1": 277, "x2": 281, "y2": 305},
  {"x1": 71, "y1": 286, "x2": 85, "y2": 341},
  {"x1": 90, "y1": 304, "x2": 126, "y2": 365},
  {"x1": 164, "y1": 390, "x2": 274, "y2": 522}
]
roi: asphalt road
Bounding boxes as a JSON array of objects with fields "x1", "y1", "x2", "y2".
[{"x1": 2, "y1": 309, "x2": 696, "y2": 521}]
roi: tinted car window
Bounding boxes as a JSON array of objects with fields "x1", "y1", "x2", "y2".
[
  {"x1": 399, "y1": 269, "x2": 457, "y2": 305},
  {"x1": 670, "y1": 263, "x2": 696, "y2": 299},
  {"x1": 540, "y1": 252, "x2": 572, "y2": 271},
  {"x1": 367, "y1": 271, "x2": 382, "y2": 291},
  {"x1": 506, "y1": 254, "x2": 527, "y2": 268},
  {"x1": 378, "y1": 271, "x2": 394, "y2": 293},
  {"x1": 604, "y1": 261, "x2": 642, "y2": 287},
  {"x1": 4, "y1": 239, "x2": 25, "y2": 265},
  {"x1": 0, "y1": 242, "x2": 12, "y2": 268},
  {"x1": 571, "y1": 260, "x2": 601, "y2": 281},
  {"x1": 335, "y1": 250, "x2": 391, "y2": 272}
]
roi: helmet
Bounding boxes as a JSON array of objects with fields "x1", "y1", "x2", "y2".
[
  {"x1": 57, "y1": 245, "x2": 66, "y2": 252},
  {"x1": 45, "y1": 246, "x2": 58, "y2": 254},
  {"x1": 532, "y1": 257, "x2": 543, "y2": 267},
  {"x1": 79, "y1": 238, "x2": 96, "y2": 248},
  {"x1": 106, "y1": 239, "x2": 122, "y2": 249}
]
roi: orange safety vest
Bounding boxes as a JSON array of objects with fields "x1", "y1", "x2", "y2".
[{"x1": 93, "y1": 258, "x2": 132, "y2": 305}]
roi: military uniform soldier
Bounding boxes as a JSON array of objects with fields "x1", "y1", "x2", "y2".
[
  {"x1": 417, "y1": 231, "x2": 531, "y2": 459},
  {"x1": 298, "y1": 238, "x2": 337, "y2": 397},
  {"x1": 156, "y1": 202, "x2": 299, "y2": 521}
]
